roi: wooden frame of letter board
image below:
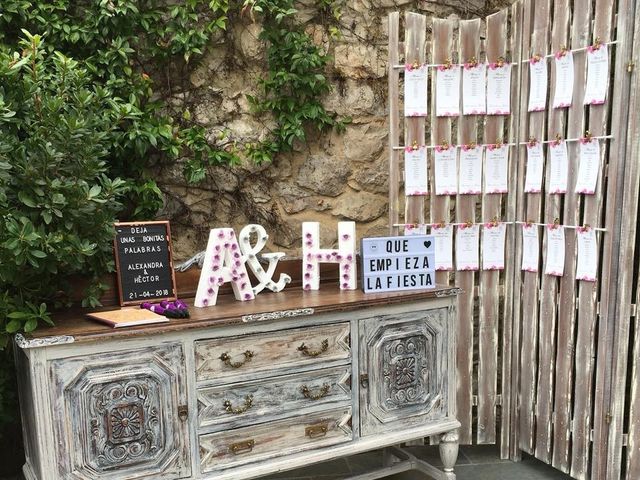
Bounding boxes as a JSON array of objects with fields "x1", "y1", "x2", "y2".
[{"x1": 114, "y1": 221, "x2": 177, "y2": 306}]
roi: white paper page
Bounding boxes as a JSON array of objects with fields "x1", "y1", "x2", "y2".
[
  {"x1": 584, "y1": 45, "x2": 609, "y2": 105},
  {"x1": 553, "y1": 51, "x2": 574, "y2": 108},
  {"x1": 528, "y1": 57, "x2": 548, "y2": 112},
  {"x1": 434, "y1": 146, "x2": 458, "y2": 195},
  {"x1": 545, "y1": 226, "x2": 565, "y2": 276},
  {"x1": 576, "y1": 228, "x2": 598, "y2": 282},
  {"x1": 458, "y1": 145, "x2": 483, "y2": 195},
  {"x1": 521, "y1": 224, "x2": 540, "y2": 272},
  {"x1": 525, "y1": 142, "x2": 544, "y2": 193},
  {"x1": 548, "y1": 140, "x2": 569, "y2": 194},
  {"x1": 487, "y1": 63, "x2": 512, "y2": 115},
  {"x1": 404, "y1": 146, "x2": 428, "y2": 195},
  {"x1": 404, "y1": 65, "x2": 429, "y2": 117},
  {"x1": 575, "y1": 138, "x2": 600, "y2": 194},
  {"x1": 432, "y1": 224, "x2": 453, "y2": 271},
  {"x1": 456, "y1": 224, "x2": 480, "y2": 271},
  {"x1": 462, "y1": 62, "x2": 486, "y2": 115},
  {"x1": 482, "y1": 223, "x2": 506, "y2": 270},
  {"x1": 436, "y1": 66, "x2": 461, "y2": 117},
  {"x1": 484, "y1": 144, "x2": 509, "y2": 194}
]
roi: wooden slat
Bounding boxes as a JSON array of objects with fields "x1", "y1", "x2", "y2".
[
  {"x1": 506, "y1": 0, "x2": 525, "y2": 460},
  {"x1": 388, "y1": 12, "x2": 400, "y2": 237},
  {"x1": 553, "y1": 0, "x2": 592, "y2": 473},
  {"x1": 591, "y1": 0, "x2": 637, "y2": 477},
  {"x1": 403, "y1": 12, "x2": 427, "y2": 228},
  {"x1": 518, "y1": 0, "x2": 551, "y2": 454},
  {"x1": 623, "y1": 9, "x2": 640, "y2": 480},
  {"x1": 478, "y1": 9, "x2": 507, "y2": 446},
  {"x1": 430, "y1": 18, "x2": 456, "y2": 286},
  {"x1": 456, "y1": 18, "x2": 481, "y2": 446},
  {"x1": 534, "y1": 0, "x2": 570, "y2": 464}
]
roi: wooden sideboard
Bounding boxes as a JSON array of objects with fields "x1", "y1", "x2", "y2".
[{"x1": 15, "y1": 285, "x2": 460, "y2": 480}]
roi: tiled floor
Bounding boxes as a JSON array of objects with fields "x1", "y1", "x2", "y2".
[{"x1": 264, "y1": 445, "x2": 573, "y2": 479}]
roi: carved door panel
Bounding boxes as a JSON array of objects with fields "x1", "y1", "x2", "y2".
[
  {"x1": 359, "y1": 308, "x2": 449, "y2": 436},
  {"x1": 49, "y1": 343, "x2": 190, "y2": 479}
]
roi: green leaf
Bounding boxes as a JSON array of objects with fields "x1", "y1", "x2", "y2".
[
  {"x1": 18, "y1": 191, "x2": 37, "y2": 208},
  {"x1": 5, "y1": 319, "x2": 22, "y2": 333},
  {"x1": 24, "y1": 318, "x2": 38, "y2": 333},
  {"x1": 88, "y1": 185, "x2": 102, "y2": 198}
]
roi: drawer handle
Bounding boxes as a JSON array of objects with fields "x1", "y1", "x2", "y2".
[
  {"x1": 297, "y1": 339, "x2": 329, "y2": 357},
  {"x1": 305, "y1": 422, "x2": 329, "y2": 439},
  {"x1": 301, "y1": 384, "x2": 331, "y2": 400},
  {"x1": 229, "y1": 439, "x2": 255, "y2": 455},
  {"x1": 223, "y1": 394, "x2": 254, "y2": 415},
  {"x1": 178, "y1": 405, "x2": 188, "y2": 422},
  {"x1": 219, "y1": 350, "x2": 254, "y2": 368}
]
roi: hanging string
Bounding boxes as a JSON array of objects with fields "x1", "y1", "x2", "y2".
[
  {"x1": 391, "y1": 135, "x2": 612, "y2": 151},
  {"x1": 390, "y1": 40, "x2": 619, "y2": 70},
  {"x1": 393, "y1": 221, "x2": 607, "y2": 232}
]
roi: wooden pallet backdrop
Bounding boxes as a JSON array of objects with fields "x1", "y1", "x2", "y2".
[{"x1": 387, "y1": 0, "x2": 640, "y2": 478}]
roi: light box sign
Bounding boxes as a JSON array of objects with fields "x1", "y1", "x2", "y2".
[{"x1": 360, "y1": 235, "x2": 436, "y2": 293}]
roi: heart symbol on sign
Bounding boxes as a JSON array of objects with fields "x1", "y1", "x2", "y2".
[{"x1": 424, "y1": 240, "x2": 432, "y2": 249}]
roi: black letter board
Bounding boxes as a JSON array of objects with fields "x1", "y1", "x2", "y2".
[{"x1": 114, "y1": 221, "x2": 177, "y2": 306}]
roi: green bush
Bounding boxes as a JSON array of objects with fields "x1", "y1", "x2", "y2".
[{"x1": 0, "y1": 32, "x2": 129, "y2": 340}]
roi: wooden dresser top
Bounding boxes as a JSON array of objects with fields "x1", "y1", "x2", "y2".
[{"x1": 22, "y1": 284, "x2": 460, "y2": 345}]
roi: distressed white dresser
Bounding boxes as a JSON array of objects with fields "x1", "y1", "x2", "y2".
[{"x1": 15, "y1": 284, "x2": 460, "y2": 480}]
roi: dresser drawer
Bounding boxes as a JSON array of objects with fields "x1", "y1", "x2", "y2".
[
  {"x1": 199, "y1": 407, "x2": 352, "y2": 472},
  {"x1": 195, "y1": 322, "x2": 350, "y2": 384},
  {"x1": 197, "y1": 365, "x2": 351, "y2": 432}
]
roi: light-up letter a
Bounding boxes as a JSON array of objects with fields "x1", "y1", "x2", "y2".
[
  {"x1": 302, "y1": 221, "x2": 357, "y2": 291},
  {"x1": 194, "y1": 228, "x2": 255, "y2": 307}
]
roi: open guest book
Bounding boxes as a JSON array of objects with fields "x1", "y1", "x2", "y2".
[{"x1": 87, "y1": 308, "x2": 169, "y2": 328}]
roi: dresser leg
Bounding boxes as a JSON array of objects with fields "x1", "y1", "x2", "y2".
[{"x1": 439, "y1": 429, "x2": 459, "y2": 477}]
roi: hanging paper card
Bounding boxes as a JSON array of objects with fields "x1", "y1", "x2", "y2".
[
  {"x1": 544, "y1": 225, "x2": 565, "y2": 276},
  {"x1": 462, "y1": 62, "x2": 486, "y2": 115},
  {"x1": 404, "y1": 224, "x2": 427, "y2": 236},
  {"x1": 584, "y1": 44, "x2": 608, "y2": 105},
  {"x1": 521, "y1": 224, "x2": 539, "y2": 272},
  {"x1": 484, "y1": 144, "x2": 509, "y2": 194},
  {"x1": 482, "y1": 222, "x2": 506, "y2": 270},
  {"x1": 553, "y1": 51, "x2": 574, "y2": 108},
  {"x1": 404, "y1": 145, "x2": 428, "y2": 195},
  {"x1": 576, "y1": 137, "x2": 600, "y2": 194},
  {"x1": 432, "y1": 224, "x2": 453, "y2": 271},
  {"x1": 548, "y1": 139, "x2": 569, "y2": 194},
  {"x1": 576, "y1": 227, "x2": 598, "y2": 282},
  {"x1": 525, "y1": 141, "x2": 544, "y2": 193},
  {"x1": 487, "y1": 62, "x2": 511, "y2": 115},
  {"x1": 404, "y1": 64, "x2": 428, "y2": 116},
  {"x1": 456, "y1": 224, "x2": 479, "y2": 271},
  {"x1": 434, "y1": 145, "x2": 458, "y2": 195},
  {"x1": 458, "y1": 144, "x2": 482, "y2": 195},
  {"x1": 436, "y1": 65, "x2": 461, "y2": 117},
  {"x1": 528, "y1": 56, "x2": 548, "y2": 112}
]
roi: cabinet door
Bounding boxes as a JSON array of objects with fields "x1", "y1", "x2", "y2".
[
  {"x1": 359, "y1": 308, "x2": 450, "y2": 436},
  {"x1": 49, "y1": 343, "x2": 191, "y2": 479}
]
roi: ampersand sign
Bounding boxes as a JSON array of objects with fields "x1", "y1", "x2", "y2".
[{"x1": 239, "y1": 224, "x2": 291, "y2": 295}]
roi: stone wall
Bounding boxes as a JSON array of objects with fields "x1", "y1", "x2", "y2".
[{"x1": 157, "y1": 0, "x2": 504, "y2": 261}]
